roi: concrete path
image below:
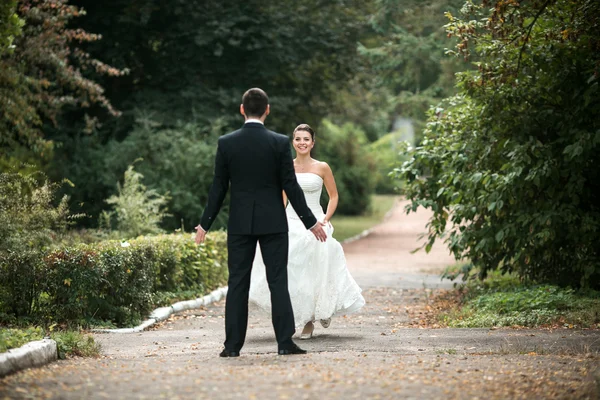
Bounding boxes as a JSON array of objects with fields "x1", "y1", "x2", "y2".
[{"x1": 0, "y1": 200, "x2": 598, "y2": 399}]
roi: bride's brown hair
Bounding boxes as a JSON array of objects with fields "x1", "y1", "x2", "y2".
[{"x1": 293, "y1": 124, "x2": 315, "y2": 140}]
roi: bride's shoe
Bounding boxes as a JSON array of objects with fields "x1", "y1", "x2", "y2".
[
  {"x1": 319, "y1": 318, "x2": 331, "y2": 328},
  {"x1": 300, "y1": 321, "x2": 314, "y2": 339}
]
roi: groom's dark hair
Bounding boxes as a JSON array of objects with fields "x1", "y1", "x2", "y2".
[{"x1": 242, "y1": 88, "x2": 269, "y2": 118}]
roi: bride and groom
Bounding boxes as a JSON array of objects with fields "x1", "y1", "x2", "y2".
[{"x1": 195, "y1": 88, "x2": 364, "y2": 357}]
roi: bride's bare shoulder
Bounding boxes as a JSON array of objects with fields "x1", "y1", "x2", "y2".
[{"x1": 313, "y1": 160, "x2": 333, "y2": 177}]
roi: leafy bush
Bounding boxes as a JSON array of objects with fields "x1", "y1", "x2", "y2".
[
  {"x1": 54, "y1": 119, "x2": 227, "y2": 232},
  {"x1": 0, "y1": 327, "x2": 101, "y2": 359},
  {"x1": 51, "y1": 331, "x2": 101, "y2": 359},
  {"x1": 314, "y1": 119, "x2": 376, "y2": 215},
  {"x1": 367, "y1": 132, "x2": 408, "y2": 194},
  {"x1": 397, "y1": 1, "x2": 600, "y2": 288},
  {"x1": 40, "y1": 232, "x2": 228, "y2": 327},
  {"x1": 0, "y1": 170, "x2": 76, "y2": 319},
  {"x1": 100, "y1": 163, "x2": 170, "y2": 238},
  {"x1": 0, "y1": 170, "x2": 228, "y2": 326},
  {"x1": 0, "y1": 327, "x2": 43, "y2": 353}
]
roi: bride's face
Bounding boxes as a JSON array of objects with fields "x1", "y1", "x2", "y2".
[{"x1": 293, "y1": 130, "x2": 314, "y2": 155}]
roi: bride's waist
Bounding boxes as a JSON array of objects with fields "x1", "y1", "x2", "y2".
[{"x1": 286, "y1": 204, "x2": 324, "y2": 219}]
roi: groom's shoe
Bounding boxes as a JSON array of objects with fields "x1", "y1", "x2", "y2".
[
  {"x1": 219, "y1": 349, "x2": 240, "y2": 358},
  {"x1": 278, "y1": 343, "x2": 307, "y2": 356}
]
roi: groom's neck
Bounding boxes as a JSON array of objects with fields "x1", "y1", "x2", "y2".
[{"x1": 245, "y1": 115, "x2": 266, "y2": 123}]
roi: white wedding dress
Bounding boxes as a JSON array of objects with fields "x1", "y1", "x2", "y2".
[{"x1": 249, "y1": 172, "x2": 365, "y2": 328}]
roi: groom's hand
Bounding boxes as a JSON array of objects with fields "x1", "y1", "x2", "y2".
[
  {"x1": 310, "y1": 221, "x2": 327, "y2": 242},
  {"x1": 194, "y1": 225, "x2": 207, "y2": 244}
]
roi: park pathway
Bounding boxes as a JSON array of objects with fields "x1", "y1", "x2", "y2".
[{"x1": 0, "y1": 200, "x2": 598, "y2": 399}]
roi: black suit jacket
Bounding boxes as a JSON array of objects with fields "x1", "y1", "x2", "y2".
[{"x1": 200, "y1": 122, "x2": 317, "y2": 235}]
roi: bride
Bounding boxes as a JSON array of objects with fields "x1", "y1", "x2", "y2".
[{"x1": 249, "y1": 123, "x2": 365, "y2": 339}]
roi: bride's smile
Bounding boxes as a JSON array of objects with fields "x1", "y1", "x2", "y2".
[{"x1": 293, "y1": 130, "x2": 314, "y2": 155}]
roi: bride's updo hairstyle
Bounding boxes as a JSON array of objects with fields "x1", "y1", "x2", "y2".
[{"x1": 293, "y1": 124, "x2": 315, "y2": 141}]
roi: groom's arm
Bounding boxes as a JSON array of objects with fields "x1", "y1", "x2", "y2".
[
  {"x1": 278, "y1": 137, "x2": 317, "y2": 230},
  {"x1": 199, "y1": 139, "x2": 229, "y2": 232}
]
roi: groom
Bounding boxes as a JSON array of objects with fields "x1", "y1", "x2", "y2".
[{"x1": 195, "y1": 88, "x2": 327, "y2": 357}]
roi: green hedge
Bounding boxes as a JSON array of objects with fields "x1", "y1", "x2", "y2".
[{"x1": 0, "y1": 232, "x2": 228, "y2": 327}]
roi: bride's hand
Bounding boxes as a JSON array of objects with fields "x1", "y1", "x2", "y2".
[{"x1": 309, "y1": 221, "x2": 328, "y2": 242}]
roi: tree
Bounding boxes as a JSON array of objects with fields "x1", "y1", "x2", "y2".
[
  {"x1": 316, "y1": 120, "x2": 376, "y2": 215},
  {"x1": 359, "y1": 0, "x2": 466, "y2": 141},
  {"x1": 64, "y1": 0, "x2": 372, "y2": 134},
  {"x1": 0, "y1": 0, "x2": 125, "y2": 164},
  {"x1": 49, "y1": 0, "x2": 376, "y2": 226},
  {"x1": 398, "y1": 0, "x2": 600, "y2": 288}
]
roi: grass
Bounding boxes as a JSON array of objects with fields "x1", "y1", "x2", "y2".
[
  {"x1": 331, "y1": 194, "x2": 397, "y2": 242},
  {"x1": 0, "y1": 327, "x2": 44, "y2": 353},
  {"x1": 436, "y1": 270, "x2": 600, "y2": 328},
  {"x1": 52, "y1": 330, "x2": 101, "y2": 359},
  {"x1": 0, "y1": 327, "x2": 101, "y2": 358}
]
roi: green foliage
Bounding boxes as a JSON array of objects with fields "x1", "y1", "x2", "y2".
[
  {"x1": 0, "y1": 0, "x2": 125, "y2": 161},
  {"x1": 0, "y1": 0, "x2": 22, "y2": 55},
  {"x1": 315, "y1": 120, "x2": 376, "y2": 215},
  {"x1": 39, "y1": 232, "x2": 227, "y2": 327},
  {"x1": 440, "y1": 273, "x2": 600, "y2": 328},
  {"x1": 398, "y1": 0, "x2": 600, "y2": 288},
  {"x1": 0, "y1": 327, "x2": 43, "y2": 353},
  {"x1": 0, "y1": 327, "x2": 101, "y2": 359},
  {"x1": 367, "y1": 133, "x2": 408, "y2": 193},
  {"x1": 0, "y1": 170, "x2": 76, "y2": 318},
  {"x1": 42, "y1": 0, "x2": 378, "y2": 227},
  {"x1": 0, "y1": 171, "x2": 227, "y2": 328},
  {"x1": 68, "y1": 0, "x2": 371, "y2": 133},
  {"x1": 100, "y1": 163, "x2": 170, "y2": 237},
  {"x1": 59, "y1": 119, "x2": 227, "y2": 231},
  {"x1": 359, "y1": 0, "x2": 466, "y2": 143},
  {"x1": 51, "y1": 331, "x2": 101, "y2": 359}
]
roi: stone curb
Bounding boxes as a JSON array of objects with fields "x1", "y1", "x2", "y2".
[
  {"x1": 0, "y1": 338, "x2": 57, "y2": 378},
  {"x1": 0, "y1": 288, "x2": 228, "y2": 376},
  {"x1": 92, "y1": 287, "x2": 228, "y2": 334}
]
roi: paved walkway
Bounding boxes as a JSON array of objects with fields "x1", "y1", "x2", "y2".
[{"x1": 1, "y1": 200, "x2": 599, "y2": 399}]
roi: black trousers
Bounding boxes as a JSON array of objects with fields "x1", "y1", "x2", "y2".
[{"x1": 224, "y1": 232, "x2": 296, "y2": 351}]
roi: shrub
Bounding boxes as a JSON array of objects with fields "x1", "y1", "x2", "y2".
[
  {"x1": 51, "y1": 331, "x2": 101, "y2": 359},
  {"x1": 0, "y1": 327, "x2": 43, "y2": 353},
  {"x1": 397, "y1": 1, "x2": 600, "y2": 288},
  {"x1": 54, "y1": 119, "x2": 227, "y2": 232},
  {"x1": 367, "y1": 132, "x2": 408, "y2": 194},
  {"x1": 314, "y1": 119, "x2": 376, "y2": 215},
  {"x1": 41, "y1": 232, "x2": 228, "y2": 327},
  {"x1": 100, "y1": 163, "x2": 170, "y2": 238},
  {"x1": 0, "y1": 170, "x2": 76, "y2": 320}
]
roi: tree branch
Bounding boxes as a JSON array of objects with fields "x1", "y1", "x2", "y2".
[{"x1": 516, "y1": 0, "x2": 554, "y2": 73}]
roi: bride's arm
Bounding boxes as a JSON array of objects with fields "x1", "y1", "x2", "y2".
[{"x1": 321, "y1": 162, "x2": 338, "y2": 224}]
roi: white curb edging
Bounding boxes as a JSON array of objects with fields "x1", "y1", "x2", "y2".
[
  {"x1": 0, "y1": 338, "x2": 57, "y2": 378},
  {"x1": 92, "y1": 287, "x2": 228, "y2": 334}
]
